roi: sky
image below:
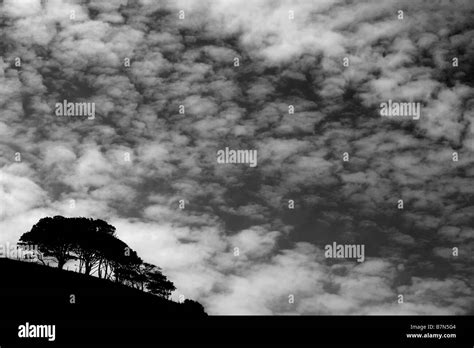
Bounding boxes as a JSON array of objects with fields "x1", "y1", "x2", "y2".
[{"x1": 0, "y1": 0, "x2": 473, "y2": 315}]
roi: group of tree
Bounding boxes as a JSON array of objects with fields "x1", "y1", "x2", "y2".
[{"x1": 18, "y1": 216, "x2": 176, "y2": 299}]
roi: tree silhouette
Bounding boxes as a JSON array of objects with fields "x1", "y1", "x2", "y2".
[
  {"x1": 144, "y1": 263, "x2": 176, "y2": 299},
  {"x1": 20, "y1": 216, "x2": 77, "y2": 269},
  {"x1": 183, "y1": 299, "x2": 205, "y2": 314},
  {"x1": 70, "y1": 217, "x2": 116, "y2": 276},
  {"x1": 18, "y1": 216, "x2": 176, "y2": 299}
]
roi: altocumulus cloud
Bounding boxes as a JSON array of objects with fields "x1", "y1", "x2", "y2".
[{"x1": 0, "y1": 0, "x2": 473, "y2": 314}]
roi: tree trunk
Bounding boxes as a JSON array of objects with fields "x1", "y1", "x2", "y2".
[
  {"x1": 57, "y1": 259, "x2": 65, "y2": 269},
  {"x1": 98, "y1": 259, "x2": 102, "y2": 279},
  {"x1": 79, "y1": 258, "x2": 83, "y2": 273},
  {"x1": 84, "y1": 262, "x2": 91, "y2": 275}
]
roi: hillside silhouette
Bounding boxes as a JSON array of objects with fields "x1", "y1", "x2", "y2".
[{"x1": 0, "y1": 258, "x2": 206, "y2": 321}]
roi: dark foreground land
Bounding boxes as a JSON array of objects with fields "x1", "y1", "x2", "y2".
[
  {"x1": 0, "y1": 258, "x2": 206, "y2": 321},
  {"x1": 1, "y1": 258, "x2": 472, "y2": 346}
]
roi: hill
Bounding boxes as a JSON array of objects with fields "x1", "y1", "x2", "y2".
[{"x1": 0, "y1": 258, "x2": 206, "y2": 321}]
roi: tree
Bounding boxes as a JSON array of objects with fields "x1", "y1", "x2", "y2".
[
  {"x1": 183, "y1": 299, "x2": 205, "y2": 314},
  {"x1": 19, "y1": 216, "x2": 118, "y2": 272},
  {"x1": 98, "y1": 234, "x2": 142, "y2": 284},
  {"x1": 71, "y1": 218, "x2": 116, "y2": 276},
  {"x1": 143, "y1": 263, "x2": 176, "y2": 299},
  {"x1": 19, "y1": 216, "x2": 77, "y2": 269}
]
